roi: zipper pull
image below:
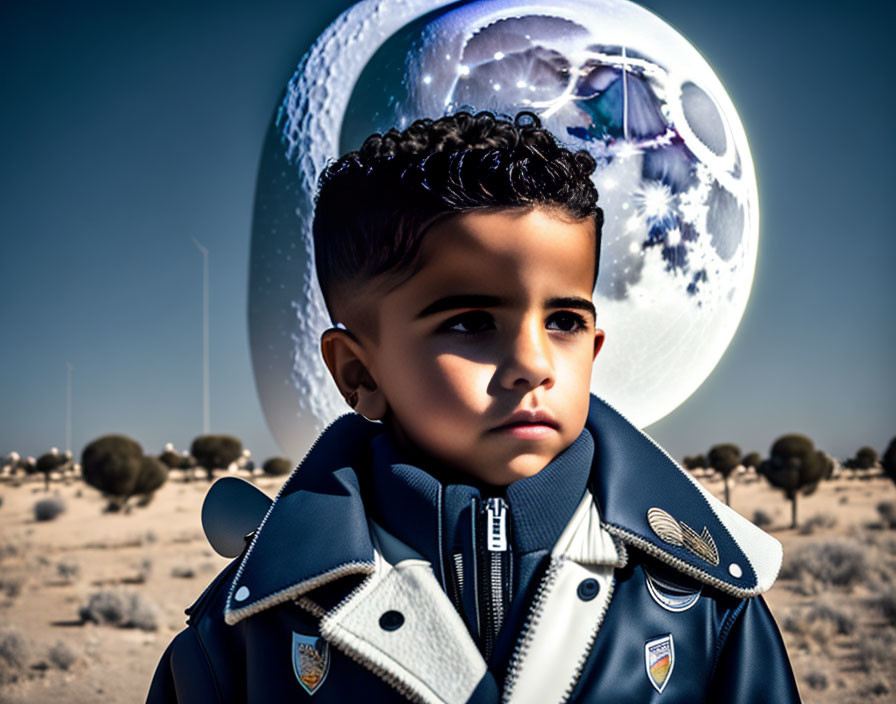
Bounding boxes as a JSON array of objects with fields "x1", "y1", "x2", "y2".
[{"x1": 485, "y1": 497, "x2": 508, "y2": 552}]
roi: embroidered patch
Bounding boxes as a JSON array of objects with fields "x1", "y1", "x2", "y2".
[
  {"x1": 647, "y1": 508, "x2": 719, "y2": 566},
  {"x1": 645, "y1": 634, "x2": 675, "y2": 693},
  {"x1": 644, "y1": 569, "x2": 702, "y2": 612},
  {"x1": 292, "y1": 632, "x2": 330, "y2": 695}
]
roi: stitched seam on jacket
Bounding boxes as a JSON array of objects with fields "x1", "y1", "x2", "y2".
[
  {"x1": 605, "y1": 526, "x2": 763, "y2": 598},
  {"x1": 189, "y1": 624, "x2": 228, "y2": 704},
  {"x1": 224, "y1": 561, "x2": 375, "y2": 625},
  {"x1": 709, "y1": 597, "x2": 749, "y2": 681}
]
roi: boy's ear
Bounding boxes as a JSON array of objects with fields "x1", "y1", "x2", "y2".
[
  {"x1": 320, "y1": 328, "x2": 388, "y2": 421},
  {"x1": 593, "y1": 329, "x2": 606, "y2": 360}
]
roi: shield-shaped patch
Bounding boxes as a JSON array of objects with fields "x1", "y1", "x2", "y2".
[
  {"x1": 292, "y1": 632, "x2": 330, "y2": 695},
  {"x1": 645, "y1": 634, "x2": 675, "y2": 694}
]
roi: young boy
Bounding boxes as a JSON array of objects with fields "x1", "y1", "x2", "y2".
[{"x1": 148, "y1": 111, "x2": 800, "y2": 702}]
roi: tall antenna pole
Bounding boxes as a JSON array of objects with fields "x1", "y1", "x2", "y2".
[
  {"x1": 65, "y1": 362, "x2": 73, "y2": 454},
  {"x1": 192, "y1": 237, "x2": 210, "y2": 435}
]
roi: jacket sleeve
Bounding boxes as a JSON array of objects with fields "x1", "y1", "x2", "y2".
[
  {"x1": 706, "y1": 594, "x2": 801, "y2": 703},
  {"x1": 146, "y1": 627, "x2": 224, "y2": 704}
]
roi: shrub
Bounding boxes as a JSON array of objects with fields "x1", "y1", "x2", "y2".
[
  {"x1": 854, "y1": 446, "x2": 879, "y2": 470},
  {"x1": 741, "y1": 452, "x2": 761, "y2": 471},
  {"x1": 36, "y1": 452, "x2": 67, "y2": 490},
  {"x1": 779, "y1": 540, "x2": 868, "y2": 588},
  {"x1": 707, "y1": 443, "x2": 741, "y2": 506},
  {"x1": 56, "y1": 558, "x2": 80, "y2": 582},
  {"x1": 0, "y1": 576, "x2": 23, "y2": 599},
  {"x1": 805, "y1": 672, "x2": 828, "y2": 690},
  {"x1": 262, "y1": 457, "x2": 292, "y2": 477},
  {"x1": 133, "y1": 456, "x2": 168, "y2": 505},
  {"x1": 883, "y1": 437, "x2": 896, "y2": 483},
  {"x1": 158, "y1": 449, "x2": 182, "y2": 469},
  {"x1": 798, "y1": 513, "x2": 837, "y2": 535},
  {"x1": 78, "y1": 591, "x2": 159, "y2": 631},
  {"x1": 79, "y1": 591, "x2": 126, "y2": 625},
  {"x1": 34, "y1": 496, "x2": 66, "y2": 521},
  {"x1": 190, "y1": 435, "x2": 242, "y2": 480},
  {"x1": 171, "y1": 565, "x2": 195, "y2": 579},
  {"x1": 682, "y1": 454, "x2": 707, "y2": 470},
  {"x1": 47, "y1": 641, "x2": 76, "y2": 670},
  {"x1": 0, "y1": 628, "x2": 28, "y2": 684},
  {"x1": 81, "y1": 434, "x2": 143, "y2": 509},
  {"x1": 752, "y1": 509, "x2": 773, "y2": 529},
  {"x1": 758, "y1": 434, "x2": 827, "y2": 529},
  {"x1": 876, "y1": 500, "x2": 896, "y2": 528}
]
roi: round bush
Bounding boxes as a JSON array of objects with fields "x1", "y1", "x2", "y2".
[
  {"x1": 262, "y1": 457, "x2": 292, "y2": 476},
  {"x1": 34, "y1": 496, "x2": 66, "y2": 521},
  {"x1": 81, "y1": 435, "x2": 143, "y2": 500},
  {"x1": 190, "y1": 435, "x2": 242, "y2": 477}
]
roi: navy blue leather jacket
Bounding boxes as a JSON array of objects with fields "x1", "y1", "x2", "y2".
[{"x1": 147, "y1": 395, "x2": 801, "y2": 703}]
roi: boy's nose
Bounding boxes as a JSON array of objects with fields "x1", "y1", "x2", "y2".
[{"x1": 497, "y1": 321, "x2": 554, "y2": 391}]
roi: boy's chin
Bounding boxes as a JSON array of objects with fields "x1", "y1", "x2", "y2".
[{"x1": 465, "y1": 454, "x2": 554, "y2": 487}]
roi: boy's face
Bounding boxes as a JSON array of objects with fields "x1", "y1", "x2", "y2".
[{"x1": 324, "y1": 206, "x2": 604, "y2": 486}]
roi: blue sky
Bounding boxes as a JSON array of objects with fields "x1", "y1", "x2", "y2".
[{"x1": 1, "y1": 0, "x2": 893, "y2": 466}]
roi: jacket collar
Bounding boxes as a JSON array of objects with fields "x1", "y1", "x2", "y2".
[
  {"x1": 224, "y1": 395, "x2": 781, "y2": 624},
  {"x1": 585, "y1": 394, "x2": 782, "y2": 597}
]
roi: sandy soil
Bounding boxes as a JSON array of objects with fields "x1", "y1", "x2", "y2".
[{"x1": 1, "y1": 469, "x2": 894, "y2": 703}]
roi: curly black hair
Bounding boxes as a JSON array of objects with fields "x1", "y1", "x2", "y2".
[{"x1": 312, "y1": 109, "x2": 603, "y2": 323}]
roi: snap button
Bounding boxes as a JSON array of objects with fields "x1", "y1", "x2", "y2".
[
  {"x1": 234, "y1": 586, "x2": 250, "y2": 602},
  {"x1": 728, "y1": 563, "x2": 743, "y2": 579},
  {"x1": 577, "y1": 578, "x2": 600, "y2": 601},
  {"x1": 379, "y1": 610, "x2": 404, "y2": 631}
]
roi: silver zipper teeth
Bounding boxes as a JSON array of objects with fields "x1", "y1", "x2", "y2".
[
  {"x1": 502, "y1": 556, "x2": 565, "y2": 700},
  {"x1": 559, "y1": 576, "x2": 616, "y2": 703},
  {"x1": 224, "y1": 413, "x2": 364, "y2": 624},
  {"x1": 453, "y1": 552, "x2": 465, "y2": 593}
]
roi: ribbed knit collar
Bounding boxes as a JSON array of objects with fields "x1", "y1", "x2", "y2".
[{"x1": 367, "y1": 429, "x2": 594, "y2": 566}]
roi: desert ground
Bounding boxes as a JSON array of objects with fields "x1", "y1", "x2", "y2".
[{"x1": 1, "y1": 468, "x2": 894, "y2": 703}]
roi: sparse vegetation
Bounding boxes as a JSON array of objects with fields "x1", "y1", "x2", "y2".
[
  {"x1": 0, "y1": 628, "x2": 28, "y2": 684},
  {"x1": 133, "y1": 455, "x2": 168, "y2": 506},
  {"x1": 798, "y1": 513, "x2": 837, "y2": 535},
  {"x1": 78, "y1": 591, "x2": 159, "y2": 631},
  {"x1": 779, "y1": 539, "x2": 868, "y2": 589},
  {"x1": 171, "y1": 565, "x2": 196, "y2": 579},
  {"x1": 883, "y1": 437, "x2": 896, "y2": 484},
  {"x1": 35, "y1": 451, "x2": 68, "y2": 491},
  {"x1": 56, "y1": 558, "x2": 80, "y2": 583},
  {"x1": 33, "y1": 495, "x2": 66, "y2": 521},
  {"x1": 877, "y1": 501, "x2": 896, "y2": 529},
  {"x1": 708, "y1": 443, "x2": 741, "y2": 506},
  {"x1": 682, "y1": 454, "x2": 707, "y2": 471},
  {"x1": 190, "y1": 434, "x2": 243, "y2": 480},
  {"x1": 741, "y1": 452, "x2": 761, "y2": 471},
  {"x1": 262, "y1": 457, "x2": 292, "y2": 476},
  {"x1": 47, "y1": 641, "x2": 76, "y2": 670},
  {"x1": 752, "y1": 508, "x2": 773, "y2": 529},
  {"x1": 758, "y1": 434, "x2": 827, "y2": 529},
  {"x1": 81, "y1": 434, "x2": 144, "y2": 510},
  {"x1": 0, "y1": 576, "x2": 23, "y2": 600}
]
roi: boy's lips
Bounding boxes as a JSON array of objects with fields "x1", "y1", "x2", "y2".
[{"x1": 490, "y1": 409, "x2": 559, "y2": 437}]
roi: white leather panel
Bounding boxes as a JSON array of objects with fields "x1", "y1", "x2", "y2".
[{"x1": 321, "y1": 559, "x2": 486, "y2": 704}]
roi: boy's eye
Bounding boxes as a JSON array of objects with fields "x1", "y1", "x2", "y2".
[
  {"x1": 439, "y1": 310, "x2": 495, "y2": 335},
  {"x1": 547, "y1": 311, "x2": 588, "y2": 333}
]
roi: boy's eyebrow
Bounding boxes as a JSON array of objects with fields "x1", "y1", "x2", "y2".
[{"x1": 415, "y1": 294, "x2": 596, "y2": 319}]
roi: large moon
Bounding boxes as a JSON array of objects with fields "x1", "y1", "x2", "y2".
[{"x1": 249, "y1": 0, "x2": 759, "y2": 461}]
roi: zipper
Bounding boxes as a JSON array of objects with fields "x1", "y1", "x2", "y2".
[{"x1": 478, "y1": 496, "x2": 511, "y2": 662}]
